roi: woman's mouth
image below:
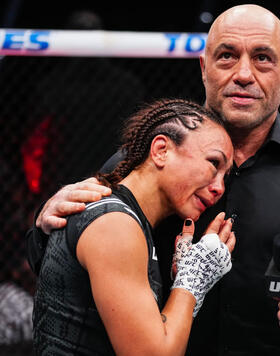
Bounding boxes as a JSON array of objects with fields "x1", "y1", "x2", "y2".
[
  {"x1": 194, "y1": 195, "x2": 214, "y2": 212},
  {"x1": 194, "y1": 195, "x2": 207, "y2": 212}
]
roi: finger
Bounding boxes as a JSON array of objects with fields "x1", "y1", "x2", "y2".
[
  {"x1": 225, "y1": 231, "x2": 236, "y2": 253},
  {"x1": 182, "y1": 218, "x2": 194, "y2": 237},
  {"x1": 205, "y1": 212, "x2": 226, "y2": 234},
  {"x1": 66, "y1": 190, "x2": 109, "y2": 203},
  {"x1": 36, "y1": 202, "x2": 85, "y2": 228},
  {"x1": 36, "y1": 203, "x2": 52, "y2": 227},
  {"x1": 219, "y1": 218, "x2": 233, "y2": 243},
  {"x1": 54, "y1": 201, "x2": 86, "y2": 215},
  {"x1": 174, "y1": 219, "x2": 194, "y2": 248},
  {"x1": 72, "y1": 182, "x2": 112, "y2": 195},
  {"x1": 40, "y1": 216, "x2": 67, "y2": 235}
]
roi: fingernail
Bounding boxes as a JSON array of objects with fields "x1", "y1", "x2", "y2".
[{"x1": 185, "y1": 219, "x2": 192, "y2": 226}]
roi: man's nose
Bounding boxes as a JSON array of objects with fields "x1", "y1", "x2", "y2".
[{"x1": 232, "y1": 56, "x2": 255, "y2": 86}]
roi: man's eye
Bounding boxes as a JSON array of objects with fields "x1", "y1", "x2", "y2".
[
  {"x1": 257, "y1": 54, "x2": 270, "y2": 62},
  {"x1": 220, "y1": 52, "x2": 232, "y2": 60}
]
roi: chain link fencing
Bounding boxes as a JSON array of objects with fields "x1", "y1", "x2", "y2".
[{"x1": 0, "y1": 52, "x2": 205, "y2": 352}]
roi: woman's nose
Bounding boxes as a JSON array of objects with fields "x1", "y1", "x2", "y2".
[{"x1": 208, "y1": 176, "x2": 225, "y2": 198}]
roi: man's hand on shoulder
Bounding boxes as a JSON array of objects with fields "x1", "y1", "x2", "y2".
[{"x1": 36, "y1": 177, "x2": 112, "y2": 234}]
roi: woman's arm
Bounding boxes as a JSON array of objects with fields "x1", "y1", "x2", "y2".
[
  {"x1": 77, "y1": 212, "x2": 195, "y2": 356},
  {"x1": 77, "y1": 211, "x2": 234, "y2": 355}
]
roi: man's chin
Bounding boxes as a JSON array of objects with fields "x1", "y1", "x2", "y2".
[{"x1": 222, "y1": 105, "x2": 261, "y2": 128}]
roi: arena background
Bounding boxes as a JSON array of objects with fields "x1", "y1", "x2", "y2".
[{"x1": 0, "y1": 0, "x2": 279, "y2": 354}]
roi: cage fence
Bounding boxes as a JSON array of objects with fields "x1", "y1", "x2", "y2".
[
  {"x1": 1, "y1": 53, "x2": 205, "y2": 292},
  {"x1": 0, "y1": 29, "x2": 206, "y2": 354}
]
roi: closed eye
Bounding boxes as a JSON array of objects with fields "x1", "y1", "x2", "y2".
[{"x1": 209, "y1": 159, "x2": 220, "y2": 169}]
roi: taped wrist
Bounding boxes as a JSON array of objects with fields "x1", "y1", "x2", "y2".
[
  {"x1": 171, "y1": 233, "x2": 232, "y2": 317},
  {"x1": 171, "y1": 234, "x2": 193, "y2": 280}
]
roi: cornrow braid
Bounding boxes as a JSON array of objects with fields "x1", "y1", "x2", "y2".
[{"x1": 96, "y1": 98, "x2": 226, "y2": 187}]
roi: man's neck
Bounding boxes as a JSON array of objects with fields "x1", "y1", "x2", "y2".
[{"x1": 231, "y1": 116, "x2": 276, "y2": 167}]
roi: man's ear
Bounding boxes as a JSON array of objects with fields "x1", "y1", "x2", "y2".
[
  {"x1": 199, "y1": 54, "x2": 206, "y2": 85},
  {"x1": 150, "y1": 135, "x2": 169, "y2": 168}
]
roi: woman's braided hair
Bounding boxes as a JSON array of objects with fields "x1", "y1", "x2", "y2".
[{"x1": 97, "y1": 98, "x2": 226, "y2": 187}]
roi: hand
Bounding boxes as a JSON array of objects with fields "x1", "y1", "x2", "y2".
[
  {"x1": 204, "y1": 211, "x2": 236, "y2": 253},
  {"x1": 36, "y1": 177, "x2": 112, "y2": 234},
  {"x1": 172, "y1": 212, "x2": 235, "y2": 277},
  {"x1": 172, "y1": 212, "x2": 235, "y2": 317}
]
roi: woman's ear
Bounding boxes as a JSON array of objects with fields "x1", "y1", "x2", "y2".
[{"x1": 150, "y1": 135, "x2": 169, "y2": 168}]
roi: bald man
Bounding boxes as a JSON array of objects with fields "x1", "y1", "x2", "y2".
[
  {"x1": 187, "y1": 5, "x2": 280, "y2": 355},
  {"x1": 27, "y1": 5, "x2": 280, "y2": 356}
]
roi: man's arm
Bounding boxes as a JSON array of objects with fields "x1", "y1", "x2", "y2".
[
  {"x1": 37, "y1": 149, "x2": 125, "y2": 233},
  {"x1": 36, "y1": 178, "x2": 112, "y2": 233},
  {"x1": 26, "y1": 178, "x2": 112, "y2": 274},
  {"x1": 26, "y1": 150, "x2": 124, "y2": 275}
]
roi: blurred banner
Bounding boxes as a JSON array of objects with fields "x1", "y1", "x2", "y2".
[{"x1": 0, "y1": 29, "x2": 207, "y2": 57}]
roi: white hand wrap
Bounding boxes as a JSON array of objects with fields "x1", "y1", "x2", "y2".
[{"x1": 171, "y1": 233, "x2": 232, "y2": 317}]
